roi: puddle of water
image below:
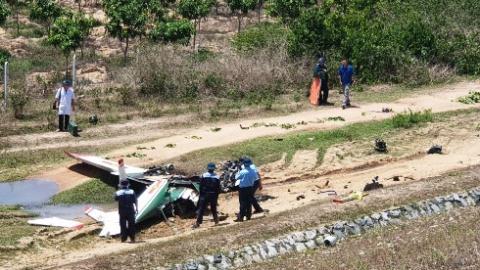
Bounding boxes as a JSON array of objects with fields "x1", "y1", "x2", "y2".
[
  {"x1": 0, "y1": 179, "x2": 113, "y2": 219},
  {"x1": 0, "y1": 179, "x2": 58, "y2": 206}
]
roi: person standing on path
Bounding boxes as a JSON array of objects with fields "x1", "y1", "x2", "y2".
[
  {"x1": 115, "y1": 179, "x2": 138, "y2": 243},
  {"x1": 234, "y1": 157, "x2": 257, "y2": 222},
  {"x1": 192, "y1": 163, "x2": 221, "y2": 229},
  {"x1": 240, "y1": 157, "x2": 266, "y2": 214},
  {"x1": 338, "y1": 58, "x2": 355, "y2": 109},
  {"x1": 54, "y1": 80, "x2": 75, "y2": 131},
  {"x1": 314, "y1": 57, "x2": 330, "y2": 105}
]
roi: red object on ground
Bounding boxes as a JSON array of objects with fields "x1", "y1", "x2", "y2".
[{"x1": 309, "y1": 78, "x2": 321, "y2": 106}]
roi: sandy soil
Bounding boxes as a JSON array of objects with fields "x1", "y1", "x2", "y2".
[
  {"x1": 29, "y1": 80, "x2": 480, "y2": 191},
  {"x1": 5, "y1": 82, "x2": 480, "y2": 270}
]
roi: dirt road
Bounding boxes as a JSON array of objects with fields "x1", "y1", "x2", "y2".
[{"x1": 30, "y1": 80, "x2": 480, "y2": 190}]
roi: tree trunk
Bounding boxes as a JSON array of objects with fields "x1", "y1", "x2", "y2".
[
  {"x1": 15, "y1": 4, "x2": 19, "y2": 36},
  {"x1": 78, "y1": 0, "x2": 81, "y2": 12},
  {"x1": 237, "y1": 14, "x2": 242, "y2": 33},
  {"x1": 257, "y1": 0, "x2": 263, "y2": 23},
  {"x1": 192, "y1": 19, "x2": 197, "y2": 50},
  {"x1": 65, "y1": 54, "x2": 70, "y2": 78},
  {"x1": 123, "y1": 36, "x2": 129, "y2": 65},
  {"x1": 197, "y1": 19, "x2": 202, "y2": 48}
]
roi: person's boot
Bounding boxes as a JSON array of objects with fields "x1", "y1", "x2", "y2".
[{"x1": 214, "y1": 217, "x2": 219, "y2": 225}]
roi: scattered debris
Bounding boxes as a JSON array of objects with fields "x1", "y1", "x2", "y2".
[
  {"x1": 332, "y1": 191, "x2": 367, "y2": 203},
  {"x1": 126, "y1": 152, "x2": 146, "y2": 158},
  {"x1": 296, "y1": 121, "x2": 308, "y2": 125},
  {"x1": 28, "y1": 217, "x2": 84, "y2": 229},
  {"x1": 151, "y1": 146, "x2": 156, "y2": 150},
  {"x1": 239, "y1": 124, "x2": 250, "y2": 130},
  {"x1": 88, "y1": 114, "x2": 99, "y2": 125},
  {"x1": 136, "y1": 146, "x2": 148, "y2": 150},
  {"x1": 327, "y1": 116, "x2": 345, "y2": 121},
  {"x1": 374, "y1": 138, "x2": 388, "y2": 153},
  {"x1": 344, "y1": 185, "x2": 349, "y2": 189},
  {"x1": 281, "y1": 123, "x2": 296, "y2": 129},
  {"x1": 211, "y1": 127, "x2": 222, "y2": 132},
  {"x1": 265, "y1": 123, "x2": 278, "y2": 127},
  {"x1": 288, "y1": 189, "x2": 291, "y2": 192},
  {"x1": 307, "y1": 137, "x2": 315, "y2": 141},
  {"x1": 165, "y1": 143, "x2": 176, "y2": 148},
  {"x1": 385, "y1": 175, "x2": 415, "y2": 182},
  {"x1": 319, "y1": 190, "x2": 337, "y2": 196},
  {"x1": 382, "y1": 107, "x2": 393, "y2": 113},
  {"x1": 427, "y1": 144, "x2": 443, "y2": 154},
  {"x1": 255, "y1": 194, "x2": 276, "y2": 202},
  {"x1": 363, "y1": 176, "x2": 384, "y2": 192},
  {"x1": 296, "y1": 195, "x2": 305, "y2": 201},
  {"x1": 273, "y1": 138, "x2": 284, "y2": 141},
  {"x1": 144, "y1": 164, "x2": 175, "y2": 176}
]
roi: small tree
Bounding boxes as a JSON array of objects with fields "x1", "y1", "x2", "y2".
[
  {"x1": 178, "y1": 0, "x2": 214, "y2": 49},
  {"x1": 149, "y1": 19, "x2": 195, "y2": 45},
  {"x1": 226, "y1": 0, "x2": 257, "y2": 32},
  {"x1": 0, "y1": 0, "x2": 10, "y2": 26},
  {"x1": 266, "y1": 0, "x2": 316, "y2": 25},
  {"x1": 47, "y1": 15, "x2": 85, "y2": 75},
  {"x1": 103, "y1": 0, "x2": 150, "y2": 64},
  {"x1": 6, "y1": 0, "x2": 22, "y2": 36},
  {"x1": 29, "y1": 0, "x2": 62, "y2": 34}
]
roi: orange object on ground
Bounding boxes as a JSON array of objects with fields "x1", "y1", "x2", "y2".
[{"x1": 309, "y1": 78, "x2": 321, "y2": 105}]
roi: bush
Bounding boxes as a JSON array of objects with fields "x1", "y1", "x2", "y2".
[
  {"x1": 231, "y1": 22, "x2": 288, "y2": 53},
  {"x1": 9, "y1": 88, "x2": 30, "y2": 119},
  {"x1": 149, "y1": 19, "x2": 195, "y2": 45},
  {"x1": 391, "y1": 109, "x2": 433, "y2": 128},
  {"x1": 0, "y1": 48, "x2": 10, "y2": 64}
]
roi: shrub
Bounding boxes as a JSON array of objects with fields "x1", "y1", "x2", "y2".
[
  {"x1": 391, "y1": 109, "x2": 433, "y2": 128},
  {"x1": 9, "y1": 88, "x2": 30, "y2": 119},
  {"x1": 231, "y1": 22, "x2": 288, "y2": 53},
  {"x1": 149, "y1": 19, "x2": 195, "y2": 45},
  {"x1": 0, "y1": 48, "x2": 10, "y2": 64}
]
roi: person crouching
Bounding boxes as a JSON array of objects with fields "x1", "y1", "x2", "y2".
[
  {"x1": 193, "y1": 162, "x2": 220, "y2": 229},
  {"x1": 115, "y1": 179, "x2": 138, "y2": 242}
]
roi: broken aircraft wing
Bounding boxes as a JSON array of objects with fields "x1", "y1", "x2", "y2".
[{"x1": 65, "y1": 152, "x2": 145, "y2": 178}]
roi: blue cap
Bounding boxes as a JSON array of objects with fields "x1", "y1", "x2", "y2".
[
  {"x1": 207, "y1": 162, "x2": 216, "y2": 170},
  {"x1": 62, "y1": 80, "x2": 72, "y2": 86},
  {"x1": 242, "y1": 157, "x2": 252, "y2": 166},
  {"x1": 118, "y1": 179, "x2": 129, "y2": 188}
]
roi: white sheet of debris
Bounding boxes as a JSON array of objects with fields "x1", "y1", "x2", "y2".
[{"x1": 28, "y1": 217, "x2": 84, "y2": 228}]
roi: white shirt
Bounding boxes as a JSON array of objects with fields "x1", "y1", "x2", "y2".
[{"x1": 55, "y1": 87, "x2": 75, "y2": 115}]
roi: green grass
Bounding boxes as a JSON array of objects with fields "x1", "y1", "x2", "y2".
[
  {"x1": 0, "y1": 206, "x2": 37, "y2": 247},
  {"x1": 172, "y1": 109, "x2": 448, "y2": 174},
  {"x1": 51, "y1": 179, "x2": 116, "y2": 204}
]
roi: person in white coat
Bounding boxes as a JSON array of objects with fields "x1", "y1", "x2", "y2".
[{"x1": 55, "y1": 80, "x2": 75, "y2": 132}]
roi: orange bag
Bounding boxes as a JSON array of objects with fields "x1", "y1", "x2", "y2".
[{"x1": 309, "y1": 78, "x2": 321, "y2": 106}]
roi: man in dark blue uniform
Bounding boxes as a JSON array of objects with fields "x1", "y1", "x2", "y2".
[
  {"x1": 115, "y1": 179, "x2": 138, "y2": 242},
  {"x1": 192, "y1": 162, "x2": 220, "y2": 229}
]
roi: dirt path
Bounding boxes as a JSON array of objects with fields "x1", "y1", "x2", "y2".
[{"x1": 30, "y1": 80, "x2": 480, "y2": 190}]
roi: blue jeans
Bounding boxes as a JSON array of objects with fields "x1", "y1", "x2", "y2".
[{"x1": 342, "y1": 84, "x2": 351, "y2": 106}]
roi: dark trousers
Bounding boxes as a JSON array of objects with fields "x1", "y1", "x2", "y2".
[
  {"x1": 320, "y1": 80, "x2": 329, "y2": 104},
  {"x1": 119, "y1": 211, "x2": 136, "y2": 242},
  {"x1": 238, "y1": 187, "x2": 254, "y2": 220},
  {"x1": 252, "y1": 181, "x2": 263, "y2": 212},
  {"x1": 58, "y1": 114, "x2": 70, "y2": 131},
  {"x1": 196, "y1": 192, "x2": 219, "y2": 224}
]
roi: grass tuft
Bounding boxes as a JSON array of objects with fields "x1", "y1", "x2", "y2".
[
  {"x1": 391, "y1": 109, "x2": 433, "y2": 128},
  {"x1": 51, "y1": 179, "x2": 115, "y2": 205}
]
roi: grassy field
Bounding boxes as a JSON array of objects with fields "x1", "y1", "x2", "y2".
[
  {"x1": 51, "y1": 179, "x2": 116, "y2": 204},
  {"x1": 171, "y1": 108, "x2": 472, "y2": 174},
  {"x1": 0, "y1": 206, "x2": 37, "y2": 247},
  {"x1": 243, "y1": 207, "x2": 480, "y2": 270}
]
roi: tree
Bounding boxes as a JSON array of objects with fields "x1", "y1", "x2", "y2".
[
  {"x1": 47, "y1": 14, "x2": 94, "y2": 74},
  {"x1": 0, "y1": 0, "x2": 10, "y2": 26},
  {"x1": 6, "y1": 0, "x2": 23, "y2": 36},
  {"x1": 103, "y1": 0, "x2": 151, "y2": 63},
  {"x1": 149, "y1": 19, "x2": 195, "y2": 45},
  {"x1": 178, "y1": 0, "x2": 214, "y2": 49},
  {"x1": 226, "y1": 0, "x2": 258, "y2": 32},
  {"x1": 29, "y1": 0, "x2": 62, "y2": 35},
  {"x1": 266, "y1": 0, "x2": 316, "y2": 24}
]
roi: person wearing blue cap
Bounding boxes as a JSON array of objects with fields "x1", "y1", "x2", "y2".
[
  {"x1": 234, "y1": 157, "x2": 257, "y2": 222},
  {"x1": 193, "y1": 162, "x2": 220, "y2": 229},
  {"x1": 54, "y1": 80, "x2": 75, "y2": 131},
  {"x1": 115, "y1": 178, "x2": 138, "y2": 242}
]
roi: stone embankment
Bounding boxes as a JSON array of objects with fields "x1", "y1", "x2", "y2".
[{"x1": 168, "y1": 187, "x2": 480, "y2": 270}]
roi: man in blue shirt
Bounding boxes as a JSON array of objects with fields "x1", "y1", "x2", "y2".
[
  {"x1": 234, "y1": 157, "x2": 257, "y2": 222},
  {"x1": 239, "y1": 157, "x2": 265, "y2": 214},
  {"x1": 193, "y1": 163, "x2": 220, "y2": 229},
  {"x1": 115, "y1": 179, "x2": 138, "y2": 243},
  {"x1": 338, "y1": 58, "x2": 355, "y2": 109}
]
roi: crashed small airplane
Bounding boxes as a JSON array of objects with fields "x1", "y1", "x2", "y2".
[{"x1": 66, "y1": 152, "x2": 200, "y2": 237}]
